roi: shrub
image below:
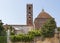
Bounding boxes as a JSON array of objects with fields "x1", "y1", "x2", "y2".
[
  {"x1": 28, "y1": 30, "x2": 41, "y2": 37},
  {"x1": 10, "y1": 32, "x2": 15, "y2": 35},
  {"x1": 10, "y1": 30, "x2": 42, "y2": 42},
  {"x1": 10, "y1": 34, "x2": 34, "y2": 42},
  {"x1": 0, "y1": 36, "x2": 7, "y2": 43}
]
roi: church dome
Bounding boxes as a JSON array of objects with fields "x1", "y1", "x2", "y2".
[{"x1": 37, "y1": 9, "x2": 52, "y2": 18}]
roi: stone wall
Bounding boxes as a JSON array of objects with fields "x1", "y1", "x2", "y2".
[
  {"x1": 34, "y1": 37, "x2": 59, "y2": 43},
  {"x1": 11, "y1": 41, "x2": 33, "y2": 43},
  {"x1": 10, "y1": 34, "x2": 60, "y2": 43},
  {"x1": 10, "y1": 37, "x2": 59, "y2": 43}
]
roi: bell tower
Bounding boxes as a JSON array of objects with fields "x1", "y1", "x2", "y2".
[{"x1": 27, "y1": 4, "x2": 33, "y2": 26}]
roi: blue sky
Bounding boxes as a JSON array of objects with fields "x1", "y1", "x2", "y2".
[{"x1": 0, "y1": 0, "x2": 60, "y2": 27}]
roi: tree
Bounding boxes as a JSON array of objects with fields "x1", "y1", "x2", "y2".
[
  {"x1": 41, "y1": 18, "x2": 57, "y2": 38},
  {"x1": 9, "y1": 25, "x2": 15, "y2": 35},
  {"x1": 0, "y1": 20, "x2": 6, "y2": 36},
  {"x1": 57, "y1": 27, "x2": 60, "y2": 31}
]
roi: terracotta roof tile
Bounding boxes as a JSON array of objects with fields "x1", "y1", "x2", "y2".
[{"x1": 37, "y1": 9, "x2": 52, "y2": 18}]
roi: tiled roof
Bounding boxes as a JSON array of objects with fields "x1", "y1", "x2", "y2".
[{"x1": 37, "y1": 9, "x2": 52, "y2": 18}]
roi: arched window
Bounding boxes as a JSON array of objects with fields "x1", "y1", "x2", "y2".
[{"x1": 29, "y1": 7, "x2": 31, "y2": 9}]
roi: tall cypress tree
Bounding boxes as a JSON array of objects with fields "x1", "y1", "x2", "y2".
[{"x1": 0, "y1": 20, "x2": 5, "y2": 36}]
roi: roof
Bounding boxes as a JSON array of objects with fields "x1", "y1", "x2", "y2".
[
  {"x1": 37, "y1": 9, "x2": 52, "y2": 18},
  {"x1": 3, "y1": 24, "x2": 33, "y2": 30}
]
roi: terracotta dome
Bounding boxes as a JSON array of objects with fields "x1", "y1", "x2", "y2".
[{"x1": 37, "y1": 9, "x2": 52, "y2": 18}]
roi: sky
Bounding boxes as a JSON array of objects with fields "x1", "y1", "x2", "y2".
[{"x1": 0, "y1": 0, "x2": 60, "y2": 27}]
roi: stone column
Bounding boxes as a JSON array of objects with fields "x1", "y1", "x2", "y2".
[{"x1": 7, "y1": 29, "x2": 11, "y2": 43}]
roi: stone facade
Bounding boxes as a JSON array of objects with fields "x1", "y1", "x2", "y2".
[
  {"x1": 27, "y1": 4, "x2": 33, "y2": 26},
  {"x1": 4, "y1": 25, "x2": 33, "y2": 34},
  {"x1": 34, "y1": 9, "x2": 53, "y2": 29},
  {"x1": 13, "y1": 25, "x2": 33, "y2": 34}
]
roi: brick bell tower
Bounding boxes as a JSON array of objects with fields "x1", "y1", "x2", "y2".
[{"x1": 27, "y1": 4, "x2": 33, "y2": 26}]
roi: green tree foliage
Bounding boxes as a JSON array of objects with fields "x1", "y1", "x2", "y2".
[
  {"x1": 10, "y1": 30, "x2": 41, "y2": 42},
  {"x1": 41, "y1": 18, "x2": 57, "y2": 38},
  {"x1": 5, "y1": 25, "x2": 15, "y2": 35},
  {"x1": 11, "y1": 34, "x2": 34, "y2": 42},
  {"x1": 57, "y1": 27, "x2": 60, "y2": 31},
  {"x1": 0, "y1": 36, "x2": 7, "y2": 43},
  {"x1": 0, "y1": 20, "x2": 6, "y2": 36},
  {"x1": 8, "y1": 25, "x2": 15, "y2": 35},
  {"x1": 28, "y1": 30, "x2": 41, "y2": 37}
]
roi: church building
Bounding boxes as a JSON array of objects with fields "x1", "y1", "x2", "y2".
[
  {"x1": 4, "y1": 4, "x2": 54, "y2": 34},
  {"x1": 34, "y1": 9, "x2": 53, "y2": 29}
]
